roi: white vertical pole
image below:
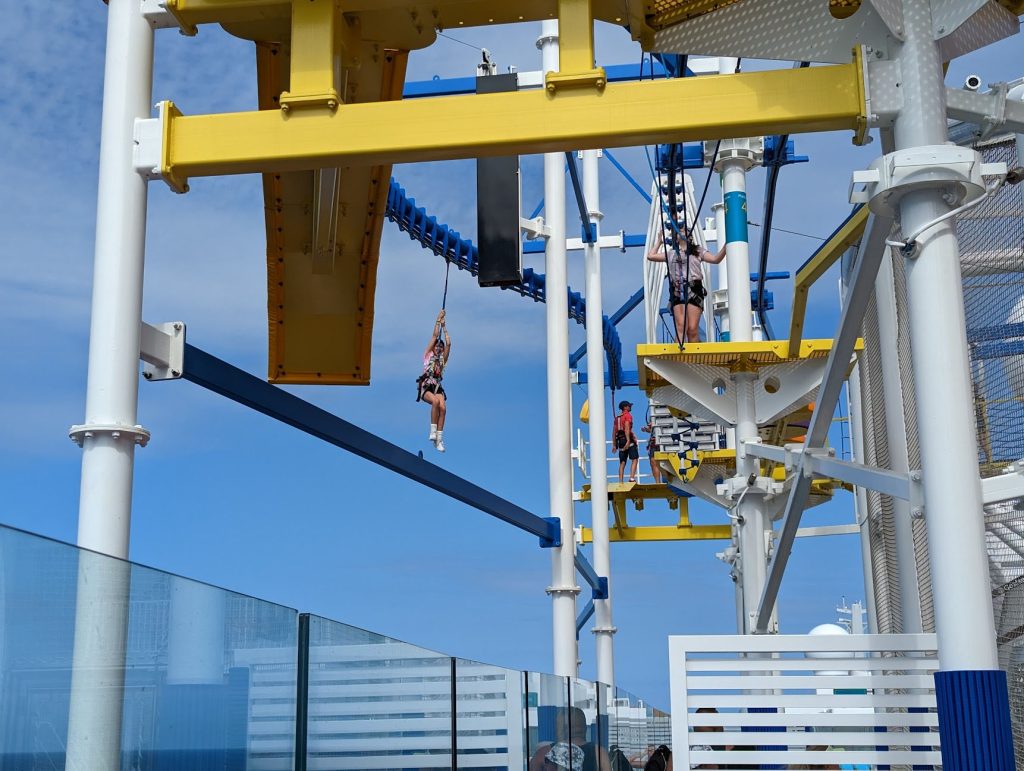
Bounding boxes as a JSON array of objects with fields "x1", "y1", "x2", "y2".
[
  {"x1": 874, "y1": 251, "x2": 923, "y2": 633},
  {"x1": 539, "y1": 20, "x2": 579, "y2": 679},
  {"x1": 717, "y1": 140, "x2": 766, "y2": 632},
  {"x1": 847, "y1": 361, "x2": 881, "y2": 636},
  {"x1": 842, "y1": 242, "x2": 881, "y2": 636},
  {"x1": 583, "y1": 150, "x2": 615, "y2": 686},
  {"x1": 721, "y1": 162, "x2": 754, "y2": 343},
  {"x1": 711, "y1": 202, "x2": 729, "y2": 341},
  {"x1": 894, "y1": 0, "x2": 997, "y2": 675},
  {"x1": 734, "y1": 372, "x2": 768, "y2": 634},
  {"x1": 66, "y1": 0, "x2": 153, "y2": 766}
]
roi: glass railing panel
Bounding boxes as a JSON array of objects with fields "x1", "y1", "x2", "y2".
[
  {"x1": 0, "y1": 523, "x2": 299, "y2": 771},
  {"x1": 569, "y1": 677, "x2": 605, "y2": 770},
  {"x1": 610, "y1": 688, "x2": 649, "y2": 767},
  {"x1": 305, "y1": 615, "x2": 453, "y2": 770},
  {"x1": 455, "y1": 658, "x2": 526, "y2": 770},
  {"x1": 525, "y1": 672, "x2": 570, "y2": 768}
]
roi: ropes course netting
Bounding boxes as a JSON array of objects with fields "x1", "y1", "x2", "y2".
[
  {"x1": 961, "y1": 137, "x2": 1024, "y2": 764},
  {"x1": 858, "y1": 135, "x2": 1024, "y2": 765}
]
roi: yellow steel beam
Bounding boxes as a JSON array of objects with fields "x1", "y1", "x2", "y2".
[
  {"x1": 579, "y1": 481, "x2": 684, "y2": 504},
  {"x1": 164, "y1": 0, "x2": 288, "y2": 27},
  {"x1": 647, "y1": 0, "x2": 743, "y2": 29},
  {"x1": 580, "y1": 524, "x2": 732, "y2": 542},
  {"x1": 258, "y1": 35, "x2": 408, "y2": 384},
  {"x1": 547, "y1": 0, "x2": 606, "y2": 92},
  {"x1": 280, "y1": 0, "x2": 340, "y2": 111},
  {"x1": 787, "y1": 205, "x2": 869, "y2": 357},
  {"x1": 156, "y1": 63, "x2": 865, "y2": 187},
  {"x1": 637, "y1": 338, "x2": 853, "y2": 388},
  {"x1": 611, "y1": 497, "x2": 628, "y2": 535}
]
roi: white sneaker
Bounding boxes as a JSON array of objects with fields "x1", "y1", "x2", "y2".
[
  {"x1": 435, "y1": 431, "x2": 445, "y2": 452},
  {"x1": 435, "y1": 440, "x2": 446, "y2": 453}
]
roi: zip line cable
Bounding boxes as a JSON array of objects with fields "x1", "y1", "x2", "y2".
[
  {"x1": 436, "y1": 30, "x2": 485, "y2": 51},
  {"x1": 441, "y1": 257, "x2": 452, "y2": 311}
]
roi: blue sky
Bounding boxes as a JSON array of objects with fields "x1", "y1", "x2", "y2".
[{"x1": 1, "y1": 4, "x2": 1021, "y2": 707}]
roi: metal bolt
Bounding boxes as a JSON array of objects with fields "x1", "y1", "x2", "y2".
[
  {"x1": 910, "y1": 471, "x2": 922, "y2": 482},
  {"x1": 173, "y1": 322, "x2": 182, "y2": 331},
  {"x1": 171, "y1": 369, "x2": 181, "y2": 378}
]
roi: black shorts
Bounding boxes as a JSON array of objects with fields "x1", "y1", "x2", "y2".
[
  {"x1": 618, "y1": 444, "x2": 639, "y2": 462},
  {"x1": 416, "y1": 379, "x2": 445, "y2": 402},
  {"x1": 670, "y1": 279, "x2": 706, "y2": 310}
]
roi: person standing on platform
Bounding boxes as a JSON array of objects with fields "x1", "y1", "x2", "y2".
[
  {"x1": 647, "y1": 224, "x2": 726, "y2": 344},
  {"x1": 614, "y1": 401, "x2": 639, "y2": 483}
]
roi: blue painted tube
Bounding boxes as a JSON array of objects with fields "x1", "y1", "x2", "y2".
[
  {"x1": 724, "y1": 190, "x2": 749, "y2": 244},
  {"x1": 935, "y1": 669, "x2": 1014, "y2": 771}
]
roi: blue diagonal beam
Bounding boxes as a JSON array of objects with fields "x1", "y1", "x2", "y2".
[
  {"x1": 576, "y1": 599, "x2": 596, "y2": 637},
  {"x1": 565, "y1": 151, "x2": 597, "y2": 243},
  {"x1": 182, "y1": 343, "x2": 561, "y2": 548},
  {"x1": 574, "y1": 552, "x2": 609, "y2": 600}
]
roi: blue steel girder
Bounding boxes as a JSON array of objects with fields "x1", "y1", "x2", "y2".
[
  {"x1": 576, "y1": 599, "x2": 596, "y2": 637},
  {"x1": 574, "y1": 552, "x2": 609, "y2": 600},
  {"x1": 181, "y1": 343, "x2": 561, "y2": 547}
]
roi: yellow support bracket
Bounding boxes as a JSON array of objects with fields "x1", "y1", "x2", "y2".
[
  {"x1": 280, "y1": 0, "x2": 341, "y2": 112},
  {"x1": 579, "y1": 524, "x2": 732, "y2": 543},
  {"x1": 787, "y1": 206, "x2": 869, "y2": 357},
  {"x1": 547, "y1": 0, "x2": 606, "y2": 92},
  {"x1": 154, "y1": 62, "x2": 865, "y2": 187}
]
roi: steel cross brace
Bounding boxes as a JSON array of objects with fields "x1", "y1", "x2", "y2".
[
  {"x1": 574, "y1": 551, "x2": 610, "y2": 600},
  {"x1": 753, "y1": 210, "x2": 894, "y2": 633},
  {"x1": 944, "y1": 86, "x2": 1024, "y2": 140},
  {"x1": 982, "y1": 460, "x2": 1024, "y2": 506},
  {"x1": 171, "y1": 341, "x2": 561, "y2": 547},
  {"x1": 576, "y1": 599, "x2": 596, "y2": 636},
  {"x1": 743, "y1": 441, "x2": 922, "y2": 507},
  {"x1": 565, "y1": 151, "x2": 597, "y2": 244}
]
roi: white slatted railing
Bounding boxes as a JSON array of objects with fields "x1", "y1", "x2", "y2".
[{"x1": 669, "y1": 633, "x2": 941, "y2": 769}]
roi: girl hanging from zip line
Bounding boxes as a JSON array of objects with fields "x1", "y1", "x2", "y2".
[
  {"x1": 646, "y1": 216, "x2": 726, "y2": 344},
  {"x1": 417, "y1": 309, "x2": 451, "y2": 452}
]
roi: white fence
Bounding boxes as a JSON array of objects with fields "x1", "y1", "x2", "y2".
[{"x1": 668, "y1": 633, "x2": 941, "y2": 769}]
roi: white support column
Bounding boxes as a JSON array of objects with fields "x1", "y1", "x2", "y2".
[
  {"x1": 66, "y1": 0, "x2": 154, "y2": 766},
  {"x1": 713, "y1": 134, "x2": 768, "y2": 633},
  {"x1": 734, "y1": 372, "x2": 770, "y2": 634},
  {"x1": 582, "y1": 149, "x2": 615, "y2": 686},
  {"x1": 721, "y1": 160, "x2": 754, "y2": 343},
  {"x1": 894, "y1": 0, "x2": 997, "y2": 675},
  {"x1": 711, "y1": 202, "x2": 729, "y2": 341},
  {"x1": 539, "y1": 20, "x2": 579, "y2": 679},
  {"x1": 847, "y1": 361, "x2": 881, "y2": 635},
  {"x1": 874, "y1": 251, "x2": 923, "y2": 633}
]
